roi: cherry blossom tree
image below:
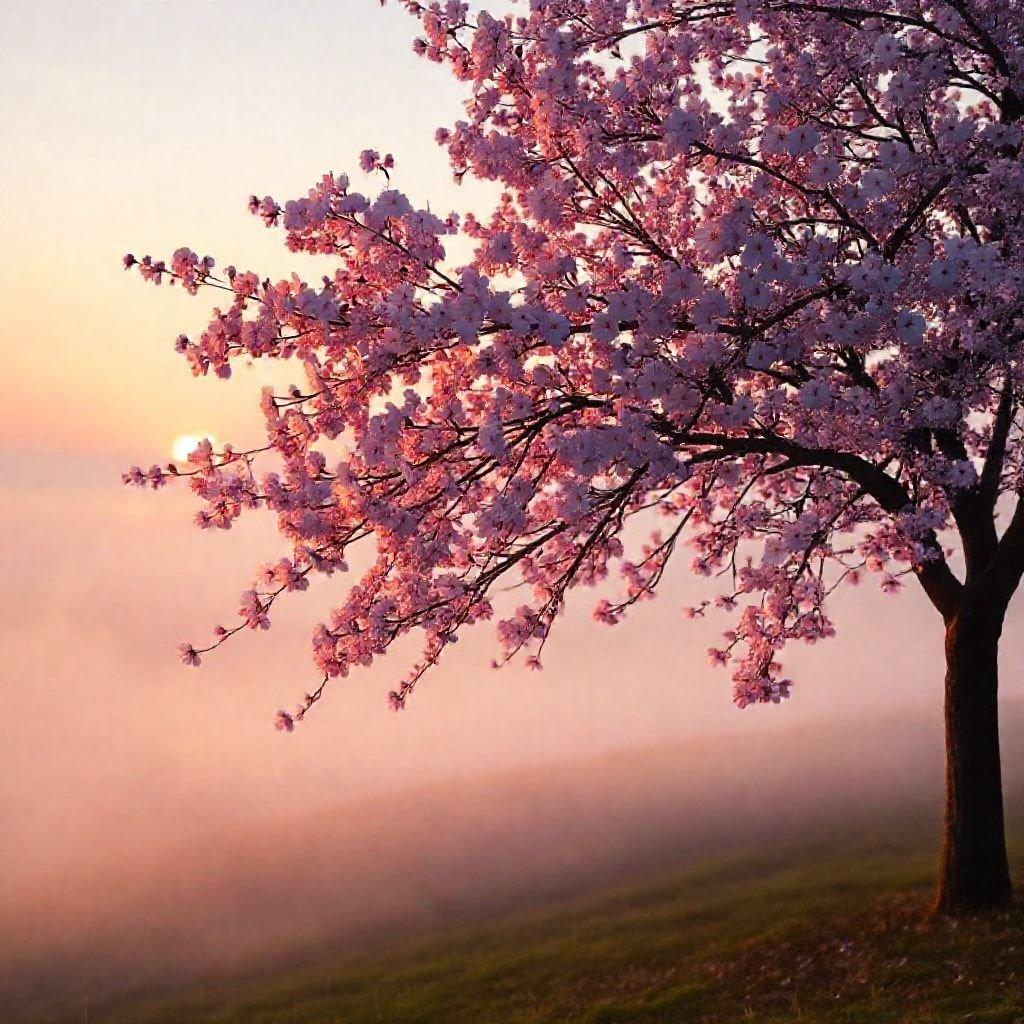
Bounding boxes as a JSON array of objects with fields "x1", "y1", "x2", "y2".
[{"x1": 125, "y1": 0, "x2": 1023, "y2": 914}]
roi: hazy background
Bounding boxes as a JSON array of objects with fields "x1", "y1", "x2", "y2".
[{"x1": 2, "y1": 2, "x2": 1023, "y2": 1021}]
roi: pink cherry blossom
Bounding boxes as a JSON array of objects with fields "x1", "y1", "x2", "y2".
[
  {"x1": 123, "y1": 1, "x2": 1024, "y2": 761},
  {"x1": 177, "y1": 643, "x2": 202, "y2": 668}
]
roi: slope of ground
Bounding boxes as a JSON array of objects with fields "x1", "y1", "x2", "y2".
[{"x1": 105, "y1": 838, "x2": 1024, "y2": 1024}]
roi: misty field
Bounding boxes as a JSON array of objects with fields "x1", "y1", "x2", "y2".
[
  {"x1": 7, "y1": 720, "x2": 1022, "y2": 1024},
  {"x1": 102, "y1": 838, "x2": 1024, "y2": 1024}
]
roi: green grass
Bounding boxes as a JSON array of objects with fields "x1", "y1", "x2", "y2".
[{"x1": 106, "y1": 838, "x2": 1024, "y2": 1024}]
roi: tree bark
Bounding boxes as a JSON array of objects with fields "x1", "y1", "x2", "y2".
[{"x1": 935, "y1": 604, "x2": 1013, "y2": 914}]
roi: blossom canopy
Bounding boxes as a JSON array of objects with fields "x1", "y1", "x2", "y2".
[{"x1": 126, "y1": 0, "x2": 1024, "y2": 724}]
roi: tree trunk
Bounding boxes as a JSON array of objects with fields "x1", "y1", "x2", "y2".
[{"x1": 935, "y1": 606, "x2": 1013, "y2": 914}]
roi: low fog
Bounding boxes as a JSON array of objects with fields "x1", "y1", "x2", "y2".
[
  {"x1": 4, "y1": 706, "x2": 1023, "y2": 1022},
  {"x1": 4, "y1": 459, "x2": 1024, "y2": 1023}
]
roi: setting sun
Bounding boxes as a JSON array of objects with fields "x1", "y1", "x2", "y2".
[{"x1": 171, "y1": 433, "x2": 214, "y2": 464}]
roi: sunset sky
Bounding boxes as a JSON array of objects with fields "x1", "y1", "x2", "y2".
[{"x1": 3, "y1": 1, "x2": 1023, "y2": 997}]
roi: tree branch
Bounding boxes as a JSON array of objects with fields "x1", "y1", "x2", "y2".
[
  {"x1": 986, "y1": 495, "x2": 1024, "y2": 609},
  {"x1": 672, "y1": 428, "x2": 965, "y2": 617},
  {"x1": 979, "y1": 375, "x2": 1015, "y2": 507}
]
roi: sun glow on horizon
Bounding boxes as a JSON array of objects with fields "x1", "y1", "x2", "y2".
[{"x1": 171, "y1": 434, "x2": 216, "y2": 464}]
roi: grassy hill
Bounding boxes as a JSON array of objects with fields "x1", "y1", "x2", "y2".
[{"x1": 105, "y1": 838, "x2": 1024, "y2": 1024}]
